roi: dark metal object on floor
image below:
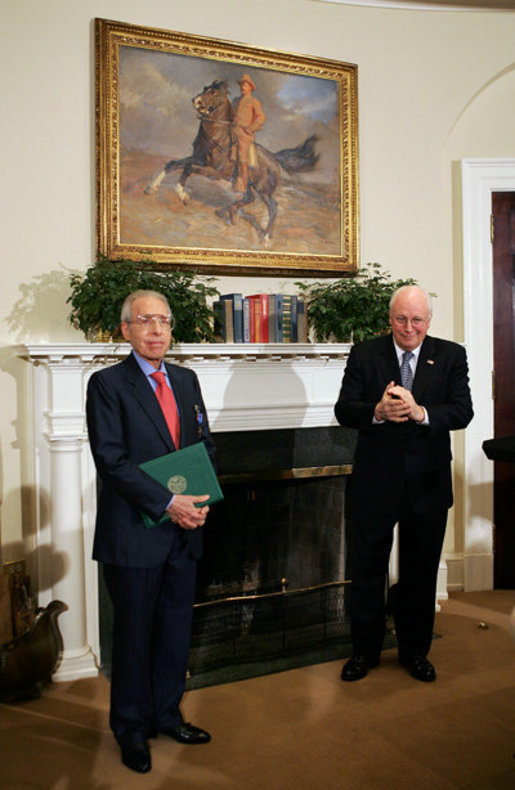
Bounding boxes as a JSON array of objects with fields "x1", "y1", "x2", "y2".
[{"x1": 0, "y1": 600, "x2": 67, "y2": 702}]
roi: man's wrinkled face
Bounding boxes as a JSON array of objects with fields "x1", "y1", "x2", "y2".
[
  {"x1": 121, "y1": 295, "x2": 172, "y2": 369},
  {"x1": 389, "y1": 289, "x2": 431, "y2": 351}
]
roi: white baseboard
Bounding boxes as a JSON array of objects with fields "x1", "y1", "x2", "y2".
[{"x1": 442, "y1": 551, "x2": 494, "y2": 594}]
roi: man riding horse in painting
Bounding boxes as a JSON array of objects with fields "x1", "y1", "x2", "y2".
[
  {"x1": 231, "y1": 74, "x2": 266, "y2": 193},
  {"x1": 144, "y1": 77, "x2": 319, "y2": 242}
]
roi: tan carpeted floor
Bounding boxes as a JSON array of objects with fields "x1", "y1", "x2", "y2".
[{"x1": 0, "y1": 590, "x2": 514, "y2": 789}]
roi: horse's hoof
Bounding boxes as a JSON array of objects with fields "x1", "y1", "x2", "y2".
[
  {"x1": 144, "y1": 185, "x2": 157, "y2": 195},
  {"x1": 175, "y1": 184, "x2": 189, "y2": 204}
]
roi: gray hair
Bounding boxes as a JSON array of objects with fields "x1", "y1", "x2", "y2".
[
  {"x1": 120, "y1": 290, "x2": 172, "y2": 323},
  {"x1": 389, "y1": 285, "x2": 433, "y2": 317}
]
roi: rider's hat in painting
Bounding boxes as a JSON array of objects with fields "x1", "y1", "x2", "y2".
[{"x1": 238, "y1": 74, "x2": 256, "y2": 91}]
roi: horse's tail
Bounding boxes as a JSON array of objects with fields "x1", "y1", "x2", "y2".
[{"x1": 273, "y1": 135, "x2": 320, "y2": 174}]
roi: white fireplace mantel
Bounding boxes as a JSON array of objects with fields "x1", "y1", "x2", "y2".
[{"x1": 18, "y1": 342, "x2": 350, "y2": 681}]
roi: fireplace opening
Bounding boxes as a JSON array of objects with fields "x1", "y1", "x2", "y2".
[{"x1": 98, "y1": 426, "x2": 358, "y2": 686}]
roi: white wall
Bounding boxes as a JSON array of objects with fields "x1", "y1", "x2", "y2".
[{"x1": 1, "y1": 0, "x2": 514, "y2": 576}]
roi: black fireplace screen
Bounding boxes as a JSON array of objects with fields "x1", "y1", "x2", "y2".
[{"x1": 187, "y1": 427, "x2": 356, "y2": 686}]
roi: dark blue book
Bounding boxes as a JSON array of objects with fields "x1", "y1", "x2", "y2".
[
  {"x1": 290, "y1": 295, "x2": 298, "y2": 343},
  {"x1": 220, "y1": 293, "x2": 243, "y2": 343},
  {"x1": 275, "y1": 294, "x2": 284, "y2": 342}
]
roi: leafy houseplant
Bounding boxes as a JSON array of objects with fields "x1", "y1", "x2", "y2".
[
  {"x1": 67, "y1": 257, "x2": 219, "y2": 343},
  {"x1": 297, "y1": 263, "x2": 419, "y2": 343}
]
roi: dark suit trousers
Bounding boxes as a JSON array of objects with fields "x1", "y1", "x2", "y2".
[
  {"x1": 349, "y1": 477, "x2": 448, "y2": 660},
  {"x1": 103, "y1": 529, "x2": 197, "y2": 746}
]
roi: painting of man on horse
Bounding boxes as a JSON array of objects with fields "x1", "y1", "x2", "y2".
[
  {"x1": 144, "y1": 76, "x2": 320, "y2": 243},
  {"x1": 118, "y1": 46, "x2": 344, "y2": 255}
]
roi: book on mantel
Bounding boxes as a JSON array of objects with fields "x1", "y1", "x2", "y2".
[{"x1": 138, "y1": 442, "x2": 223, "y2": 528}]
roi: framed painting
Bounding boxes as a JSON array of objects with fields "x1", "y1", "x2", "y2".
[{"x1": 96, "y1": 18, "x2": 359, "y2": 275}]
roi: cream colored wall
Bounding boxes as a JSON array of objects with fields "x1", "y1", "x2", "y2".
[{"x1": 1, "y1": 0, "x2": 514, "y2": 572}]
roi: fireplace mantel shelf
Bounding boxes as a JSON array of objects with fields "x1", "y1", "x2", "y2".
[{"x1": 20, "y1": 342, "x2": 351, "y2": 364}]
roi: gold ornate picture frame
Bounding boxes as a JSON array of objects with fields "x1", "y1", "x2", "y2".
[{"x1": 96, "y1": 18, "x2": 359, "y2": 275}]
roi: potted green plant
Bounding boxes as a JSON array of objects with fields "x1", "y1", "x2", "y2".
[
  {"x1": 67, "y1": 257, "x2": 219, "y2": 343},
  {"x1": 297, "y1": 263, "x2": 420, "y2": 343}
]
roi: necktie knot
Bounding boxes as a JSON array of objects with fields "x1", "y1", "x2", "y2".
[
  {"x1": 151, "y1": 370, "x2": 165, "y2": 385},
  {"x1": 400, "y1": 351, "x2": 414, "y2": 390}
]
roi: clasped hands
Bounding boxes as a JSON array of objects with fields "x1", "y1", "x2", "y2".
[
  {"x1": 166, "y1": 494, "x2": 210, "y2": 530},
  {"x1": 374, "y1": 381, "x2": 425, "y2": 424}
]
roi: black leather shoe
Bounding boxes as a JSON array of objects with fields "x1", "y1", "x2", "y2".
[
  {"x1": 399, "y1": 654, "x2": 436, "y2": 682},
  {"x1": 161, "y1": 722, "x2": 211, "y2": 744},
  {"x1": 121, "y1": 741, "x2": 151, "y2": 773},
  {"x1": 341, "y1": 654, "x2": 379, "y2": 682}
]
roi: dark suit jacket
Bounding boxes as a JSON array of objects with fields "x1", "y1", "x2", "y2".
[
  {"x1": 86, "y1": 352, "x2": 216, "y2": 568},
  {"x1": 334, "y1": 334, "x2": 473, "y2": 515}
]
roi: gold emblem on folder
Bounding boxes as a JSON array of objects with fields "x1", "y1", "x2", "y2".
[{"x1": 167, "y1": 475, "x2": 187, "y2": 494}]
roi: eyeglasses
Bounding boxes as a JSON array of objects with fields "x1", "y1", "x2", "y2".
[
  {"x1": 128, "y1": 314, "x2": 174, "y2": 328},
  {"x1": 392, "y1": 316, "x2": 427, "y2": 328}
]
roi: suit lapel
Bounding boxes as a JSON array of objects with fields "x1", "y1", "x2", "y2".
[
  {"x1": 412, "y1": 336, "x2": 437, "y2": 400},
  {"x1": 378, "y1": 334, "x2": 401, "y2": 385},
  {"x1": 123, "y1": 354, "x2": 175, "y2": 451}
]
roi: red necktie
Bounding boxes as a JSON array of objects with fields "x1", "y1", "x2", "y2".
[{"x1": 150, "y1": 371, "x2": 180, "y2": 448}]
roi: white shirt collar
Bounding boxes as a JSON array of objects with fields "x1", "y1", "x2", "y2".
[{"x1": 392, "y1": 338, "x2": 422, "y2": 365}]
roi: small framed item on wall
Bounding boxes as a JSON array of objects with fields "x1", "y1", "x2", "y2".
[{"x1": 96, "y1": 18, "x2": 359, "y2": 275}]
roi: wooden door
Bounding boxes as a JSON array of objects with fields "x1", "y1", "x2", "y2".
[{"x1": 491, "y1": 192, "x2": 515, "y2": 588}]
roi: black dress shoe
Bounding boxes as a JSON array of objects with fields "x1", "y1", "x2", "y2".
[
  {"x1": 160, "y1": 722, "x2": 211, "y2": 744},
  {"x1": 121, "y1": 741, "x2": 151, "y2": 773},
  {"x1": 399, "y1": 654, "x2": 436, "y2": 682},
  {"x1": 341, "y1": 654, "x2": 379, "y2": 682}
]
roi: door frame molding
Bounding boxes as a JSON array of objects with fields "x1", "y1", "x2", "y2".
[{"x1": 461, "y1": 158, "x2": 515, "y2": 590}]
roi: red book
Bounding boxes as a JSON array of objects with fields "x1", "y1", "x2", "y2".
[
  {"x1": 248, "y1": 294, "x2": 269, "y2": 342},
  {"x1": 249, "y1": 297, "x2": 256, "y2": 342}
]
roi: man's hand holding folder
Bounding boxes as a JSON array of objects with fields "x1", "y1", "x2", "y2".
[
  {"x1": 166, "y1": 493, "x2": 210, "y2": 530},
  {"x1": 138, "y1": 441, "x2": 224, "y2": 529}
]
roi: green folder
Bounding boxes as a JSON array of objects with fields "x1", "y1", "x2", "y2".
[{"x1": 138, "y1": 442, "x2": 223, "y2": 528}]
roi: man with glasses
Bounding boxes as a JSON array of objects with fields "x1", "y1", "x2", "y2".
[
  {"x1": 335, "y1": 285, "x2": 473, "y2": 684},
  {"x1": 86, "y1": 290, "x2": 216, "y2": 773}
]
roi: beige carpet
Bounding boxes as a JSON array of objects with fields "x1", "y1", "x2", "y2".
[{"x1": 0, "y1": 590, "x2": 513, "y2": 789}]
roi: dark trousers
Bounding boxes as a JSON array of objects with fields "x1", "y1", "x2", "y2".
[
  {"x1": 103, "y1": 530, "x2": 197, "y2": 746},
  {"x1": 348, "y1": 480, "x2": 448, "y2": 660}
]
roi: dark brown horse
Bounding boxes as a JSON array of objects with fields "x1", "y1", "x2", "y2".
[{"x1": 144, "y1": 79, "x2": 319, "y2": 242}]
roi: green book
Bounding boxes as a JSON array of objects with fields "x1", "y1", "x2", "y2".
[{"x1": 138, "y1": 442, "x2": 223, "y2": 528}]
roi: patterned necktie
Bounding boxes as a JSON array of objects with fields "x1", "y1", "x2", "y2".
[
  {"x1": 150, "y1": 371, "x2": 180, "y2": 448},
  {"x1": 400, "y1": 351, "x2": 414, "y2": 390}
]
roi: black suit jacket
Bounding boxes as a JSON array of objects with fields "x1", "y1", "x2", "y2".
[
  {"x1": 334, "y1": 334, "x2": 473, "y2": 515},
  {"x1": 86, "y1": 353, "x2": 216, "y2": 568}
]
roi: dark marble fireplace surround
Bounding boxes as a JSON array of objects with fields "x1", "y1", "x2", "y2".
[
  {"x1": 100, "y1": 425, "x2": 357, "y2": 684},
  {"x1": 203, "y1": 426, "x2": 356, "y2": 595}
]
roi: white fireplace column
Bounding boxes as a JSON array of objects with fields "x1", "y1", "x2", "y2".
[
  {"x1": 24, "y1": 350, "x2": 100, "y2": 681},
  {"x1": 47, "y1": 435, "x2": 97, "y2": 679}
]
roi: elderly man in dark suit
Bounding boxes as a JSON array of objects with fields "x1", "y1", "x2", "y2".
[
  {"x1": 335, "y1": 285, "x2": 473, "y2": 683},
  {"x1": 86, "y1": 290, "x2": 216, "y2": 773}
]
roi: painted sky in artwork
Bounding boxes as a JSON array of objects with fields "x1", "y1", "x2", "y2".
[{"x1": 119, "y1": 46, "x2": 341, "y2": 185}]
